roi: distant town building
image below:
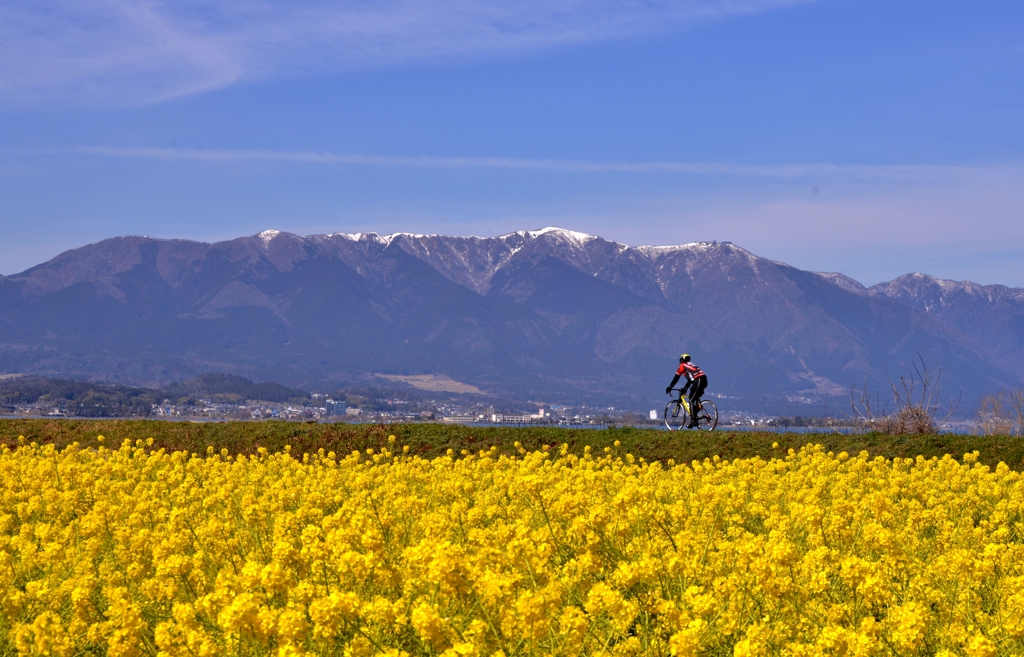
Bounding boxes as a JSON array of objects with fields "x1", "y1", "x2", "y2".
[
  {"x1": 325, "y1": 399, "x2": 347, "y2": 417},
  {"x1": 490, "y1": 409, "x2": 548, "y2": 424}
]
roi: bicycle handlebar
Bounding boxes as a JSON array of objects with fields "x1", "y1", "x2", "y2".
[{"x1": 668, "y1": 389, "x2": 699, "y2": 407}]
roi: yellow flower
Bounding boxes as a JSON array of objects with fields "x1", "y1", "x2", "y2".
[
  {"x1": 0, "y1": 439, "x2": 1022, "y2": 655},
  {"x1": 965, "y1": 634, "x2": 997, "y2": 657}
]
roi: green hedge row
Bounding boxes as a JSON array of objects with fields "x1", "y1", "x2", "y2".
[{"x1": 3, "y1": 418, "x2": 1022, "y2": 470}]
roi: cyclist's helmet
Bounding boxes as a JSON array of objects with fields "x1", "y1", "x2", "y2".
[{"x1": 679, "y1": 353, "x2": 691, "y2": 363}]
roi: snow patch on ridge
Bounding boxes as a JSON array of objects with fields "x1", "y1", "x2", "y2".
[
  {"x1": 870, "y1": 272, "x2": 1024, "y2": 307},
  {"x1": 325, "y1": 226, "x2": 600, "y2": 247},
  {"x1": 523, "y1": 227, "x2": 598, "y2": 243},
  {"x1": 331, "y1": 232, "x2": 392, "y2": 245},
  {"x1": 637, "y1": 240, "x2": 739, "y2": 253},
  {"x1": 815, "y1": 272, "x2": 868, "y2": 296}
]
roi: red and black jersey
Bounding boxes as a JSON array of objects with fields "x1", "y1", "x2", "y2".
[{"x1": 676, "y1": 362, "x2": 706, "y2": 380}]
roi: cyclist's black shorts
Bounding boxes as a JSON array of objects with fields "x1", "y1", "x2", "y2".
[{"x1": 689, "y1": 377, "x2": 708, "y2": 401}]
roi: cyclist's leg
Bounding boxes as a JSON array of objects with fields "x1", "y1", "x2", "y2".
[
  {"x1": 689, "y1": 378, "x2": 707, "y2": 422},
  {"x1": 686, "y1": 382, "x2": 699, "y2": 427}
]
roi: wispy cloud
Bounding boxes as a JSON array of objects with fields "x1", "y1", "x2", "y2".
[
  {"x1": 0, "y1": 0, "x2": 822, "y2": 108},
  {"x1": 11, "y1": 145, "x2": 1005, "y2": 183}
]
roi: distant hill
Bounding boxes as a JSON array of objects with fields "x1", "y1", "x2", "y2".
[
  {"x1": 0, "y1": 374, "x2": 310, "y2": 417},
  {"x1": 1, "y1": 228, "x2": 1021, "y2": 412},
  {"x1": 0, "y1": 377, "x2": 157, "y2": 416},
  {"x1": 161, "y1": 373, "x2": 309, "y2": 403}
]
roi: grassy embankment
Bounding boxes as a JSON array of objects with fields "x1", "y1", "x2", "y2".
[{"x1": 2, "y1": 418, "x2": 1023, "y2": 470}]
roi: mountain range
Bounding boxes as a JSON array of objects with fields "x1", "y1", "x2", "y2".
[{"x1": 1, "y1": 227, "x2": 1022, "y2": 413}]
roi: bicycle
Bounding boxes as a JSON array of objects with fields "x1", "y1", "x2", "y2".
[{"x1": 664, "y1": 388, "x2": 718, "y2": 431}]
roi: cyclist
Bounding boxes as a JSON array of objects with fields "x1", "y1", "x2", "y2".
[{"x1": 665, "y1": 354, "x2": 708, "y2": 429}]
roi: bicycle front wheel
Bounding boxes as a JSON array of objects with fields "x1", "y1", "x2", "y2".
[
  {"x1": 664, "y1": 400, "x2": 688, "y2": 431},
  {"x1": 695, "y1": 400, "x2": 718, "y2": 431}
]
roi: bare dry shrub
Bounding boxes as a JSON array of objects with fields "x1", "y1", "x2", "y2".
[
  {"x1": 882, "y1": 406, "x2": 936, "y2": 435},
  {"x1": 976, "y1": 392, "x2": 1014, "y2": 436},
  {"x1": 1009, "y1": 388, "x2": 1024, "y2": 436},
  {"x1": 846, "y1": 354, "x2": 959, "y2": 435}
]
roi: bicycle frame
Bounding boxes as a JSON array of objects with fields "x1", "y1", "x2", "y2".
[{"x1": 670, "y1": 389, "x2": 699, "y2": 412}]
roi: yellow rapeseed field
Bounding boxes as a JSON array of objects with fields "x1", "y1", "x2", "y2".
[{"x1": 1, "y1": 436, "x2": 1023, "y2": 657}]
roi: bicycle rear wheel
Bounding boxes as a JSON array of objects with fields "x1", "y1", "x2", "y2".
[
  {"x1": 694, "y1": 400, "x2": 718, "y2": 431},
  {"x1": 664, "y1": 400, "x2": 687, "y2": 431}
]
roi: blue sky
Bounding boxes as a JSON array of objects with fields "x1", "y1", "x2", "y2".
[{"x1": 1, "y1": 0, "x2": 1022, "y2": 285}]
